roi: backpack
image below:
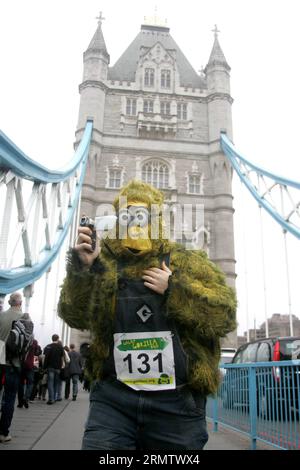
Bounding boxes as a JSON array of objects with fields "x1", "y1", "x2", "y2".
[{"x1": 6, "y1": 318, "x2": 34, "y2": 362}]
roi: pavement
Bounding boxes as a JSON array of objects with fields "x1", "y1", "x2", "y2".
[{"x1": 0, "y1": 388, "x2": 275, "y2": 451}]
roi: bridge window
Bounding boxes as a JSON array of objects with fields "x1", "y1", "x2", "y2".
[
  {"x1": 161, "y1": 70, "x2": 171, "y2": 89},
  {"x1": 108, "y1": 169, "x2": 122, "y2": 189},
  {"x1": 177, "y1": 103, "x2": 187, "y2": 120},
  {"x1": 189, "y1": 175, "x2": 201, "y2": 194},
  {"x1": 144, "y1": 68, "x2": 155, "y2": 87},
  {"x1": 160, "y1": 101, "x2": 171, "y2": 116},
  {"x1": 187, "y1": 171, "x2": 203, "y2": 195},
  {"x1": 142, "y1": 161, "x2": 169, "y2": 189},
  {"x1": 143, "y1": 100, "x2": 154, "y2": 114},
  {"x1": 126, "y1": 98, "x2": 137, "y2": 116}
]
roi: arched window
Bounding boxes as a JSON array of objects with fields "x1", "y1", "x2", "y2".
[
  {"x1": 142, "y1": 161, "x2": 169, "y2": 189},
  {"x1": 189, "y1": 175, "x2": 201, "y2": 194},
  {"x1": 126, "y1": 98, "x2": 137, "y2": 116},
  {"x1": 144, "y1": 68, "x2": 155, "y2": 87},
  {"x1": 143, "y1": 100, "x2": 154, "y2": 113},
  {"x1": 160, "y1": 101, "x2": 171, "y2": 115},
  {"x1": 161, "y1": 69, "x2": 171, "y2": 88},
  {"x1": 108, "y1": 169, "x2": 122, "y2": 189},
  {"x1": 177, "y1": 103, "x2": 187, "y2": 120}
]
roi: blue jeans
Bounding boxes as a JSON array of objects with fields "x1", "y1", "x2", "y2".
[
  {"x1": 56, "y1": 374, "x2": 63, "y2": 400},
  {"x1": 82, "y1": 378, "x2": 208, "y2": 450},
  {"x1": 18, "y1": 368, "x2": 34, "y2": 404},
  {"x1": 47, "y1": 368, "x2": 60, "y2": 402},
  {"x1": 71, "y1": 374, "x2": 80, "y2": 398},
  {"x1": 0, "y1": 365, "x2": 20, "y2": 436}
]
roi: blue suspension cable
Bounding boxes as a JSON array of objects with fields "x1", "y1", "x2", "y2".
[
  {"x1": 0, "y1": 121, "x2": 93, "y2": 184},
  {"x1": 0, "y1": 121, "x2": 93, "y2": 293},
  {"x1": 221, "y1": 132, "x2": 300, "y2": 240}
]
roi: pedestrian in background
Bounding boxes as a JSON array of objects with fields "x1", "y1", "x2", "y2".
[
  {"x1": 0, "y1": 293, "x2": 23, "y2": 443},
  {"x1": 17, "y1": 339, "x2": 42, "y2": 408},
  {"x1": 68, "y1": 344, "x2": 82, "y2": 401},
  {"x1": 55, "y1": 341, "x2": 70, "y2": 401},
  {"x1": 43, "y1": 334, "x2": 64, "y2": 405}
]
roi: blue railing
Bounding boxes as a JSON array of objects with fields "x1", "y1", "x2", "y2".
[{"x1": 207, "y1": 361, "x2": 300, "y2": 450}]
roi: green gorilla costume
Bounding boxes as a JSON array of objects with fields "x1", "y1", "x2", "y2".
[{"x1": 58, "y1": 180, "x2": 236, "y2": 396}]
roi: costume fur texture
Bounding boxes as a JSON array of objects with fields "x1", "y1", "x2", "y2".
[{"x1": 58, "y1": 181, "x2": 237, "y2": 395}]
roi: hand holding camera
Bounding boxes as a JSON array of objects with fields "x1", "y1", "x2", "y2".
[{"x1": 75, "y1": 216, "x2": 100, "y2": 268}]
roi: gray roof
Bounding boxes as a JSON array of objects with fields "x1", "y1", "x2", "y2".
[
  {"x1": 86, "y1": 24, "x2": 109, "y2": 59},
  {"x1": 108, "y1": 25, "x2": 206, "y2": 88},
  {"x1": 206, "y1": 35, "x2": 230, "y2": 70}
]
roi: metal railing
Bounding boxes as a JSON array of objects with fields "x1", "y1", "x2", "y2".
[
  {"x1": 207, "y1": 361, "x2": 300, "y2": 450},
  {"x1": 0, "y1": 121, "x2": 93, "y2": 296}
]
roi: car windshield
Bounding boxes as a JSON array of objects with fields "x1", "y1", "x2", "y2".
[{"x1": 280, "y1": 339, "x2": 300, "y2": 360}]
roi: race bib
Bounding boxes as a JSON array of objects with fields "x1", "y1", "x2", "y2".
[{"x1": 113, "y1": 331, "x2": 176, "y2": 391}]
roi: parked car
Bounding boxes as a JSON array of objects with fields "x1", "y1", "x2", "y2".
[{"x1": 222, "y1": 336, "x2": 300, "y2": 420}]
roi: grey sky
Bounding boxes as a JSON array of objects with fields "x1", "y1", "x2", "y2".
[{"x1": 1, "y1": 0, "x2": 300, "y2": 339}]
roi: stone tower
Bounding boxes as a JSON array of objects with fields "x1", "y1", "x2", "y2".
[{"x1": 72, "y1": 18, "x2": 236, "y2": 347}]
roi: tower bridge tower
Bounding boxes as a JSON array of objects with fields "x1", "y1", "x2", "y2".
[{"x1": 73, "y1": 16, "x2": 236, "y2": 347}]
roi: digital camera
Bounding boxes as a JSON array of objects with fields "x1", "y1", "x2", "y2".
[
  {"x1": 79, "y1": 215, "x2": 97, "y2": 251},
  {"x1": 79, "y1": 215, "x2": 117, "y2": 250}
]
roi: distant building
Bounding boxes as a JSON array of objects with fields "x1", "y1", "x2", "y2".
[
  {"x1": 237, "y1": 336, "x2": 247, "y2": 348},
  {"x1": 240, "y1": 313, "x2": 300, "y2": 345},
  {"x1": 260, "y1": 313, "x2": 300, "y2": 338},
  {"x1": 238, "y1": 328, "x2": 264, "y2": 347},
  {"x1": 243, "y1": 328, "x2": 265, "y2": 341}
]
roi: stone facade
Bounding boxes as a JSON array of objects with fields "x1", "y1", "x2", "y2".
[{"x1": 71, "y1": 19, "x2": 237, "y2": 348}]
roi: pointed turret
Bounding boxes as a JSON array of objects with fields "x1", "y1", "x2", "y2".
[
  {"x1": 83, "y1": 12, "x2": 110, "y2": 82},
  {"x1": 206, "y1": 30, "x2": 230, "y2": 70},
  {"x1": 205, "y1": 26, "x2": 232, "y2": 141},
  {"x1": 86, "y1": 17, "x2": 109, "y2": 59},
  {"x1": 206, "y1": 26, "x2": 234, "y2": 299},
  {"x1": 77, "y1": 13, "x2": 109, "y2": 141},
  {"x1": 205, "y1": 25, "x2": 230, "y2": 93}
]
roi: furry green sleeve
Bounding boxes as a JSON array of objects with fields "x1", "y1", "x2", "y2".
[
  {"x1": 167, "y1": 248, "x2": 237, "y2": 338},
  {"x1": 58, "y1": 250, "x2": 105, "y2": 330}
]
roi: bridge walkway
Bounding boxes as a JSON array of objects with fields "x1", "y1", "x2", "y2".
[{"x1": 0, "y1": 388, "x2": 274, "y2": 451}]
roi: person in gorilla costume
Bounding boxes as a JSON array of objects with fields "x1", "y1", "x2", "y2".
[{"x1": 58, "y1": 180, "x2": 236, "y2": 450}]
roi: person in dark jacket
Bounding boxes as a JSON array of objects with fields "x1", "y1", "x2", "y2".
[
  {"x1": 67, "y1": 344, "x2": 82, "y2": 401},
  {"x1": 17, "y1": 339, "x2": 42, "y2": 408},
  {"x1": 0, "y1": 292, "x2": 23, "y2": 442},
  {"x1": 43, "y1": 334, "x2": 64, "y2": 404}
]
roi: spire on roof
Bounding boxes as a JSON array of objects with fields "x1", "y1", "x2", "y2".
[
  {"x1": 86, "y1": 11, "x2": 109, "y2": 57},
  {"x1": 206, "y1": 25, "x2": 230, "y2": 70},
  {"x1": 96, "y1": 11, "x2": 105, "y2": 27},
  {"x1": 212, "y1": 24, "x2": 220, "y2": 38},
  {"x1": 142, "y1": 6, "x2": 169, "y2": 32}
]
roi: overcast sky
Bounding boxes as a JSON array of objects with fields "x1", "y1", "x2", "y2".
[{"x1": 1, "y1": 0, "x2": 300, "y2": 339}]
